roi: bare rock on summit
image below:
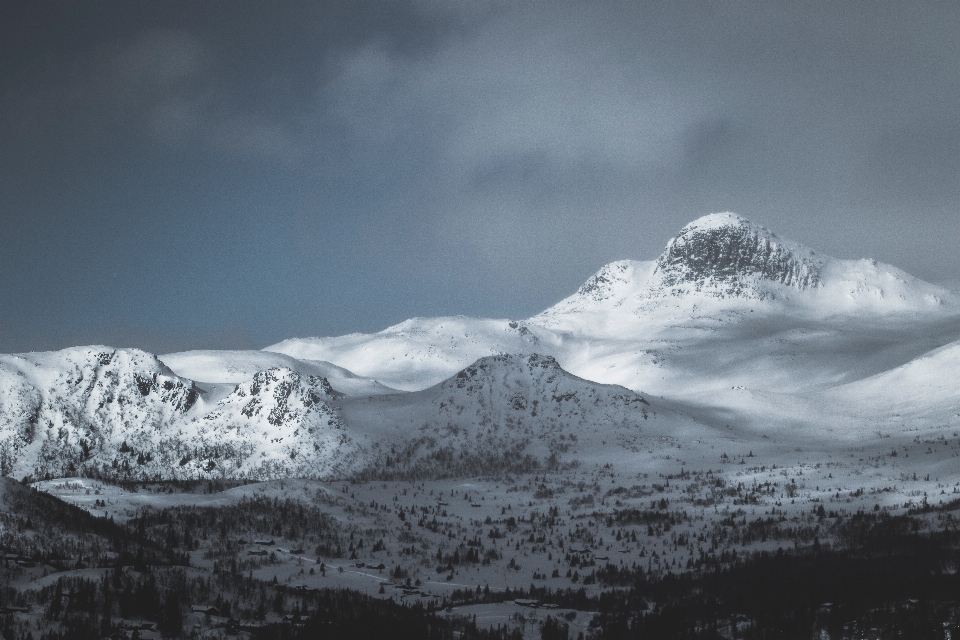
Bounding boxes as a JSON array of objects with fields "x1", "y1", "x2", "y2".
[
  {"x1": 652, "y1": 213, "x2": 825, "y2": 297},
  {"x1": 187, "y1": 367, "x2": 355, "y2": 480}
]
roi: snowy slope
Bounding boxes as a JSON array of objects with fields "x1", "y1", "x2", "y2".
[
  {"x1": 826, "y1": 338, "x2": 960, "y2": 421},
  {"x1": 0, "y1": 347, "x2": 358, "y2": 481},
  {"x1": 0, "y1": 347, "x2": 198, "y2": 480},
  {"x1": 175, "y1": 367, "x2": 359, "y2": 480},
  {"x1": 523, "y1": 214, "x2": 960, "y2": 400},
  {"x1": 268, "y1": 213, "x2": 960, "y2": 404},
  {"x1": 340, "y1": 353, "x2": 707, "y2": 479},
  {"x1": 159, "y1": 349, "x2": 397, "y2": 396},
  {"x1": 267, "y1": 316, "x2": 555, "y2": 391}
]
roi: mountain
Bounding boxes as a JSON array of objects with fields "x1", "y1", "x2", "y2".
[
  {"x1": 180, "y1": 366, "x2": 358, "y2": 479},
  {"x1": 0, "y1": 347, "x2": 682, "y2": 483},
  {"x1": 0, "y1": 347, "x2": 356, "y2": 482},
  {"x1": 0, "y1": 347, "x2": 198, "y2": 480},
  {"x1": 533, "y1": 213, "x2": 955, "y2": 333},
  {"x1": 270, "y1": 213, "x2": 960, "y2": 399},
  {"x1": 4, "y1": 212, "x2": 959, "y2": 483},
  {"x1": 339, "y1": 353, "x2": 693, "y2": 480},
  {"x1": 530, "y1": 215, "x2": 959, "y2": 402},
  {"x1": 654, "y1": 212, "x2": 825, "y2": 295}
]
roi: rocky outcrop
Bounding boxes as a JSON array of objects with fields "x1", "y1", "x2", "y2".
[
  {"x1": 652, "y1": 213, "x2": 824, "y2": 297},
  {"x1": 186, "y1": 367, "x2": 354, "y2": 480},
  {"x1": 0, "y1": 349, "x2": 354, "y2": 482}
]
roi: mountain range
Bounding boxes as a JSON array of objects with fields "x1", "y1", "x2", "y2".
[{"x1": 3, "y1": 212, "x2": 958, "y2": 482}]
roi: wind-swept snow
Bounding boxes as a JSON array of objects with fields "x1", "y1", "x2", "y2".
[
  {"x1": 267, "y1": 316, "x2": 555, "y2": 391},
  {"x1": 160, "y1": 349, "x2": 397, "y2": 396}
]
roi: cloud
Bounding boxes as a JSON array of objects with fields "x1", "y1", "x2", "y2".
[
  {"x1": 329, "y1": 8, "x2": 705, "y2": 169},
  {"x1": 317, "y1": 5, "x2": 719, "y2": 296},
  {"x1": 112, "y1": 29, "x2": 207, "y2": 91},
  {"x1": 3, "y1": 1, "x2": 959, "y2": 349}
]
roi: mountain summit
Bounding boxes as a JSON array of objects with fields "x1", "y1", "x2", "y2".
[
  {"x1": 653, "y1": 213, "x2": 824, "y2": 297},
  {"x1": 535, "y1": 212, "x2": 954, "y2": 331}
]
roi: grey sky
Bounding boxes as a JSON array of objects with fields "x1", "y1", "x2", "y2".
[{"x1": 2, "y1": 1, "x2": 958, "y2": 353}]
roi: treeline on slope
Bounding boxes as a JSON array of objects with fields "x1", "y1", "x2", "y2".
[
  {"x1": 352, "y1": 438, "x2": 560, "y2": 482},
  {"x1": 0, "y1": 480, "x2": 182, "y2": 571},
  {"x1": 129, "y1": 494, "x2": 347, "y2": 559},
  {"x1": 1, "y1": 572, "x2": 525, "y2": 640}
]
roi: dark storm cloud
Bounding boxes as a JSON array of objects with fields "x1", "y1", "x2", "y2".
[
  {"x1": 1, "y1": 1, "x2": 958, "y2": 352},
  {"x1": 316, "y1": 2, "x2": 959, "y2": 291}
]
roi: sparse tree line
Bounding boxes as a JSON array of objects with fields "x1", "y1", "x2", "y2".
[{"x1": 4, "y1": 476, "x2": 960, "y2": 639}]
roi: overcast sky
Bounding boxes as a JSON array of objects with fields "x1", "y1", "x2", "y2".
[{"x1": 2, "y1": 1, "x2": 958, "y2": 353}]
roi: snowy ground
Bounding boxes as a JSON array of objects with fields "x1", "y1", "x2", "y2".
[{"x1": 35, "y1": 416, "x2": 960, "y2": 592}]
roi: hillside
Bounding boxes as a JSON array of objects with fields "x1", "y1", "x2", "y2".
[
  {"x1": 0, "y1": 348, "x2": 356, "y2": 481},
  {"x1": 267, "y1": 316, "x2": 555, "y2": 391},
  {"x1": 340, "y1": 353, "x2": 689, "y2": 479}
]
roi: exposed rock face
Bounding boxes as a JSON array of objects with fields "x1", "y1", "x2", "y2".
[
  {"x1": 653, "y1": 213, "x2": 824, "y2": 297},
  {"x1": 574, "y1": 260, "x2": 644, "y2": 302},
  {"x1": 188, "y1": 367, "x2": 353, "y2": 480},
  {"x1": 0, "y1": 348, "x2": 201, "y2": 479}
]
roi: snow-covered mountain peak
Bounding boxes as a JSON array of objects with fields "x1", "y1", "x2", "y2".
[
  {"x1": 435, "y1": 353, "x2": 650, "y2": 413},
  {"x1": 226, "y1": 367, "x2": 338, "y2": 425},
  {"x1": 574, "y1": 260, "x2": 652, "y2": 302},
  {"x1": 341, "y1": 353, "x2": 655, "y2": 479},
  {"x1": 652, "y1": 212, "x2": 826, "y2": 296},
  {"x1": 444, "y1": 353, "x2": 564, "y2": 391}
]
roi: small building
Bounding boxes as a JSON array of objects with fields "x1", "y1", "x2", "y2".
[
  {"x1": 282, "y1": 614, "x2": 305, "y2": 627},
  {"x1": 121, "y1": 620, "x2": 156, "y2": 631},
  {"x1": 191, "y1": 605, "x2": 221, "y2": 616},
  {"x1": 0, "y1": 606, "x2": 29, "y2": 615},
  {"x1": 253, "y1": 539, "x2": 275, "y2": 546},
  {"x1": 514, "y1": 599, "x2": 540, "y2": 608}
]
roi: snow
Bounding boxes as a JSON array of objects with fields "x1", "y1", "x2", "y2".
[
  {"x1": 159, "y1": 349, "x2": 397, "y2": 396},
  {"x1": 266, "y1": 316, "x2": 554, "y2": 391},
  {"x1": 2, "y1": 212, "x2": 960, "y2": 497}
]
